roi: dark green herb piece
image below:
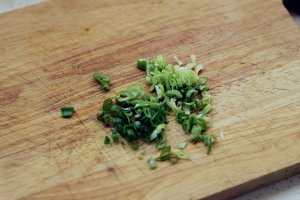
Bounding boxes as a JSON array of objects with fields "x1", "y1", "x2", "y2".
[
  {"x1": 97, "y1": 85, "x2": 168, "y2": 147},
  {"x1": 102, "y1": 98, "x2": 113, "y2": 112},
  {"x1": 166, "y1": 90, "x2": 183, "y2": 99},
  {"x1": 191, "y1": 125, "x2": 202, "y2": 135},
  {"x1": 182, "y1": 119, "x2": 192, "y2": 133},
  {"x1": 137, "y1": 59, "x2": 147, "y2": 71},
  {"x1": 97, "y1": 113, "x2": 111, "y2": 126},
  {"x1": 93, "y1": 72, "x2": 110, "y2": 91},
  {"x1": 61, "y1": 106, "x2": 75, "y2": 118},
  {"x1": 176, "y1": 111, "x2": 188, "y2": 124},
  {"x1": 156, "y1": 146, "x2": 172, "y2": 161},
  {"x1": 156, "y1": 146, "x2": 190, "y2": 164},
  {"x1": 111, "y1": 130, "x2": 119, "y2": 143},
  {"x1": 104, "y1": 136, "x2": 111, "y2": 144},
  {"x1": 98, "y1": 54, "x2": 215, "y2": 169},
  {"x1": 201, "y1": 134, "x2": 216, "y2": 155}
]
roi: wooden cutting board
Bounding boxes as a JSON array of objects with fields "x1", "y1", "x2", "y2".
[{"x1": 0, "y1": 0, "x2": 299, "y2": 199}]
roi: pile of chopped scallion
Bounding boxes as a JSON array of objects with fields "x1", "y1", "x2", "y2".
[{"x1": 96, "y1": 55, "x2": 216, "y2": 169}]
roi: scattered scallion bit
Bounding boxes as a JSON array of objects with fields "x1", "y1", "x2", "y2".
[
  {"x1": 104, "y1": 136, "x2": 111, "y2": 144},
  {"x1": 147, "y1": 156, "x2": 157, "y2": 170},
  {"x1": 155, "y1": 146, "x2": 190, "y2": 164},
  {"x1": 97, "y1": 85, "x2": 168, "y2": 149},
  {"x1": 93, "y1": 72, "x2": 110, "y2": 91},
  {"x1": 137, "y1": 59, "x2": 147, "y2": 71},
  {"x1": 178, "y1": 142, "x2": 187, "y2": 150},
  {"x1": 111, "y1": 130, "x2": 119, "y2": 143},
  {"x1": 61, "y1": 106, "x2": 75, "y2": 118}
]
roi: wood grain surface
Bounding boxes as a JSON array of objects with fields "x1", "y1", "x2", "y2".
[{"x1": 0, "y1": 0, "x2": 300, "y2": 199}]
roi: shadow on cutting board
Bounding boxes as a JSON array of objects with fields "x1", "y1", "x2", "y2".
[{"x1": 283, "y1": 0, "x2": 300, "y2": 27}]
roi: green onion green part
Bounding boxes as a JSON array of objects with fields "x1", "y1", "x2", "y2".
[
  {"x1": 147, "y1": 156, "x2": 157, "y2": 170},
  {"x1": 155, "y1": 146, "x2": 190, "y2": 164},
  {"x1": 112, "y1": 130, "x2": 119, "y2": 143},
  {"x1": 137, "y1": 59, "x2": 147, "y2": 71},
  {"x1": 61, "y1": 106, "x2": 75, "y2": 118},
  {"x1": 98, "y1": 54, "x2": 216, "y2": 169},
  {"x1": 104, "y1": 136, "x2": 111, "y2": 144},
  {"x1": 93, "y1": 72, "x2": 110, "y2": 91}
]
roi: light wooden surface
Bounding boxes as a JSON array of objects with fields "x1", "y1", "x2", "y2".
[{"x1": 0, "y1": 0, "x2": 300, "y2": 199}]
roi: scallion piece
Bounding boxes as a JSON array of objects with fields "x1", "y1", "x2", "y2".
[
  {"x1": 104, "y1": 136, "x2": 111, "y2": 145},
  {"x1": 112, "y1": 130, "x2": 119, "y2": 143},
  {"x1": 61, "y1": 106, "x2": 75, "y2": 118},
  {"x1": 137, "y1": 59, "x2": 147, "y2": 71},
  {"x1": 202, "y1": 103, "x2": 213, "y2": 116},
  {"x1": 93, "y1": 72, "x2": 110, "y2": 91},
  {"x1": 166, "y1": 90, "x2": 183, "y2": 99},
  {"x1": 147, "y1": 156, "x2": 157, "y2": 170}
]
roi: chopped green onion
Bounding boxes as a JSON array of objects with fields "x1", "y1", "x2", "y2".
[
  {"x1": 182, "y1": 119, "x2": 192, "y2": 133},
  {"x1": 61, "y1": 106, "x2": 75, "y2": 118},
  {"x1": 150, "y1": 124, "x2": 166, "y2": 140},
  {"x1": 158, "y1": 145, "x2": 171, "y2": 155},
  {"x1": 156, "y1": 146, "x2": 189, "y2": 164},
  {"x1": 97, "y1": 113, "x2": 111, "y2": 126},
  {"x1": 112, "y1": 130, "x2": 119, "y2": 143},
  {"x1": 104, "y1": 136, "x2": 111, "y2": 144},
  {"x1": 137, "y1": 59, "x2": 147, "y2": 71},
  {"x1": 186, "y1": 89, "x2": 198, "y2": 99},
  {"x1": 166, "y1": 90, "x2": 183, "y2": 99},
  {"x1": 169, "y1": 154, "x2": 180, "y2": 164},
  {"x1": 147, "y1": 156, "x2": 157, "y2": 170},
  {"x1": 191, "y1": 125, "x2": 202, "y2": 135},
  {"x1": 102, "y1": 98, "x2": 113, "y2": 112},
  {"x1": 98, "y1": 54, "x2": 215, "y2": 169},
  {"x1": 183, "y1": 102, "x2": 192, "y2": 115},
  {"x1": 202, "y1": 103, "x2": 213, "y2": 116},
  {"x1": 201, "y1": 135, "x2": 216, "y2": 154},
  {"x1": 93, "y1": 72, "x2": 110, "y2": 91},
  {"x1": 156, "y1": 146, "x2": 172, "y2": 161},
  {"x1": 176, "y1": 110, "x2": 188, "y2": 124},
  {"x1": 190, "y1": 131, "x2": 199, "y2": 143}
]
